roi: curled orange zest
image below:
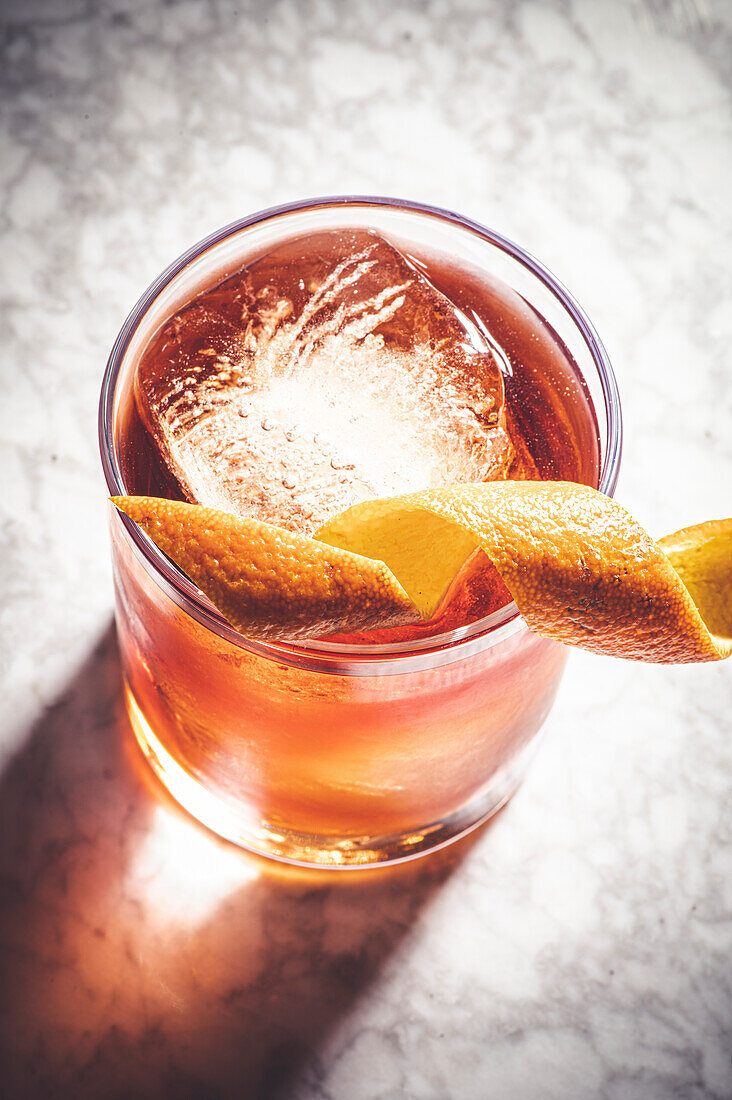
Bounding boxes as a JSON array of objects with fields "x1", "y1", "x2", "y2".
[{"x1": 112, "y1": 483, "x2": 732, "y2": 663}]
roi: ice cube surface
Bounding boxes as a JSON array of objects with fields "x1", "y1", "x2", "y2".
[{"x1": 135, "y1": 230, "x2": 521, "y2": 535}]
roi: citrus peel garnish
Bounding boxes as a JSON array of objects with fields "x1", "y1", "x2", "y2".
[
  {"x1": 111, "y1": 496, "x2": 417, "y2": 640},
  {"x1": 316, "y1": 482, "x2": 732, "y2": 663},
  {"x1": 111, "y1": 483, "x2": 732, "y2": 663}
]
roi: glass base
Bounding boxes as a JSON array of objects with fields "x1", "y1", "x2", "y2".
[{"x1": 126, "y1": 683, "x2": 539, "y2": 869}]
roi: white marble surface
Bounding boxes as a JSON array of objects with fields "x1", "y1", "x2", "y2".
[{"x1": 1, "y1": 1, "x2": 731, "y2": 1097}]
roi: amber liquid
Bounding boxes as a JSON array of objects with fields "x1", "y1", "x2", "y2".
[{"x1": 117, "y1": 233, "x2": 599, "y2": 643}]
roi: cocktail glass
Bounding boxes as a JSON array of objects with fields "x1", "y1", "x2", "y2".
[{"x1": 99, "y1": 197, "x2": 622, "y2": 868}]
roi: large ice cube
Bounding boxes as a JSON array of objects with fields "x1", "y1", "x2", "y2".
[{"x1": 135, "y1": 230, "x2": 521, "y2": 535}]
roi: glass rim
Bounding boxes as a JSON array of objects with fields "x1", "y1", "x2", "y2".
[{"x1": 99, "y1": 194, "x2": 623, "y2": 664}]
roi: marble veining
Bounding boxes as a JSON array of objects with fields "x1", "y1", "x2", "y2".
[{"x1": 0, "y1": 1, "x2": 730, "y2": 1097}]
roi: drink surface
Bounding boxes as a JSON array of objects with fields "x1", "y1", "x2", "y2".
[{"x1": 118, "y1": 229, "x2": 600, "y2": 641}]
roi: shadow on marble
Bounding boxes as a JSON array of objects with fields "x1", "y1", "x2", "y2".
[{"x1": 0, "y1": 623, "x2": 481, "y2": 1100}]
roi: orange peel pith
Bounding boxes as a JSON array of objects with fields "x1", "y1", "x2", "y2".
[
  {"x1": 112, "y1": 483, "x2": 732, "y2": 663},
  {"x1": 316, "y1": 483, "x2": 732, "y2": 663}
]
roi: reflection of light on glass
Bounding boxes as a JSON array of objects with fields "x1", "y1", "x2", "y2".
[
  {"x1": 126, "y1": 690, "x2": 258, "y2": 920},
  {"x1": 129, "y1": 806, "x2": 258, "y2": 923},
  {"x1": 127, "y1": 687, "x2": 251, "y2": 845}
]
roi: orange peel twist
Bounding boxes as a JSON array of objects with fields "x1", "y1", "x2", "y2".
[{"x1": 112, "y1": 482, "x2": 732, "y2": 663}]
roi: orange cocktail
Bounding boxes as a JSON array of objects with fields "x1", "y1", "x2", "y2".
[{"x1": 100, "y1": 198, "x2": 621, "y2": 866}]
